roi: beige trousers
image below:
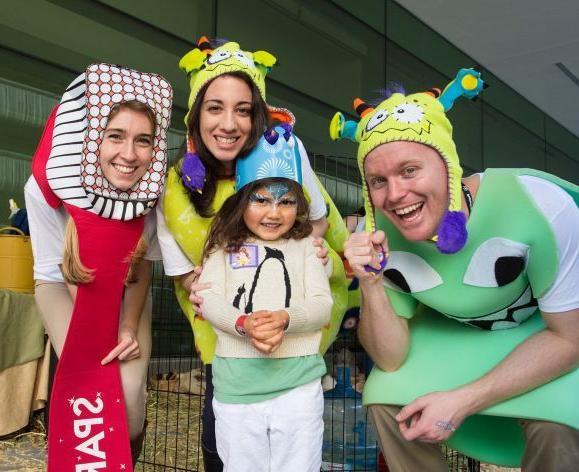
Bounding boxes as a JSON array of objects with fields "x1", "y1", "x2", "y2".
[
  {"x1": 34, "y1": 280, "x2": 152, "y2": 439},
  {"x1": 369, "y1": 404, "x2": 579, "y2": 472}
]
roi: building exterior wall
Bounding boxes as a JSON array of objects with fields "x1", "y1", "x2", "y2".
[{"x1": 1, "y1": 0, "x2": 578, "y2": 221}]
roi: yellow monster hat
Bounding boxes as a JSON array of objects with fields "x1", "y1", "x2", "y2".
[
  {"x1": 330, "y1": 68, "x2": 486, "y2": 254},
  {"x1": 179, "y1": 36, "x2": 277, "y2": 125},
  {"x1": 178, "y1": 37, "x2": 295, "y2": 194}
]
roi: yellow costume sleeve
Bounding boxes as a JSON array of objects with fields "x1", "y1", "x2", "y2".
[
  {"x1": 304, "y1": 173, "x2": 350, "y2": 354},
  {"x1": 163, "y1": 168, "x2": 235, "y2": 363}
]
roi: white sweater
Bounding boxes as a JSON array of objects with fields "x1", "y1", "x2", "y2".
[{"x1": 199, "y1": 236, "x2": 333, "y2": 358}]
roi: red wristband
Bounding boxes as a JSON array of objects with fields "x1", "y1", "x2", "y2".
[{"x1": 235, "y1": 315, "x2": 248, "y2": 336}]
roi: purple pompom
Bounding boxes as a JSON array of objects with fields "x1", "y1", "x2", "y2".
[
  {"x1": 279, "y1": 122, "x2": 293, "y2": 140},
  {"x1": 264, "y1": 128, "x2": 279, "y2": 145},
  {"x1": 369, "y1": 83, "x2": 407, "y2": 106},
  {"x1": 182, "y1": 151, "x2": 206, "y2": 193},
  {"x1": 435, "y1": 210, "x2": 468, "y2": 254}
]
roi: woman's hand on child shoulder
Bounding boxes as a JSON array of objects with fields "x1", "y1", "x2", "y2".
[
  {"x1": 312, "y1": 237, "x2": 329, "y2": 266},
  {"x1": 186, "y1": 266, "x2": 210, "y2": 314}
]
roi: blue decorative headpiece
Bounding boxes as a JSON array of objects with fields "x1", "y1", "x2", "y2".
[{"x1": 236, "y1": 124, "x2": 302, "y2": 191}]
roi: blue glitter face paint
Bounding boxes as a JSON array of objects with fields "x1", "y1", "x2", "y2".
[
  {"x1": 249, "y1": 192, "x2": 269, "y2": 205},
  {"x1": 248, "y1": 184, "x2": 297, "y2": 209},
  {"x1": 266, "y1": 182, "x2": 290, "y2": 200}
]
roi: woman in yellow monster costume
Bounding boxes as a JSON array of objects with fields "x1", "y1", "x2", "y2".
[{"x1": 156, "y1": 37, "x2": 349, "y2": 470}]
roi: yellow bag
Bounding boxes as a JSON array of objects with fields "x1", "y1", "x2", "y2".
[{"x1": 0, "y1": 227, "x2": 34, "y2": 293}]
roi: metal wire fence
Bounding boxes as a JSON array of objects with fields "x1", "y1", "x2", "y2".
[{"x1": 139, "y1": 153, "x2": 481, "y2": 471}]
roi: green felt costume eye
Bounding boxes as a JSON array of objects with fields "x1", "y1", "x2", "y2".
[{"x1": 463, "y1": 238, "x2": 529, "y2": 288}]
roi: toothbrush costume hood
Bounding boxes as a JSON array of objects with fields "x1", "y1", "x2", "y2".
[
  {"x1": 32, "y1": 63, "x2": 172, "y2": 471},
  {"x1": 330, "y1": 69, "x2": 579, "y2": 467},
  {"x1": 163, "y1": 37, "x2": 349, "y2": 364}
]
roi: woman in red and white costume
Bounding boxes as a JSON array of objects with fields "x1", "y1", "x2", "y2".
[{"x1": 25, "y1": 63, "x2": 172, "y2": 468}]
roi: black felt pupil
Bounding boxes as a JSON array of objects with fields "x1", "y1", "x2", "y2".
[
  {"x1": 384, "y1": 269, "x2": 411, "y2": 293},
  {"x1": 494, "y1": 256, "x2": 525, "y2": 286}
]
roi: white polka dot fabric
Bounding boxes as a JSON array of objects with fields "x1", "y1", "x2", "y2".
[{"x1": 46, "y1": 63, "x2": 173, "y2": 220}]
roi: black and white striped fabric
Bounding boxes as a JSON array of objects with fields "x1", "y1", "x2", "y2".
[
  {"x1": 46, "y1": 63, "x2": 172, "y2": 220},
  {"x1": 46, "y1": 74, "x2": 90, "y2": 209}
]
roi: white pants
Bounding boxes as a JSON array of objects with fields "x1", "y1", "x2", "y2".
[{"x1": 213, "y1": 378, "x2": 324, "y2": 472}]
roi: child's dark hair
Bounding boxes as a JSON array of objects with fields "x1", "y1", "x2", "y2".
[{"x1": 203, "y1": 178, "x2": 312, "y2": 259}]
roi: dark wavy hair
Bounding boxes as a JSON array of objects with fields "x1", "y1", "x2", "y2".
[
  {"x1": 176, "y1": 71, "x2": 269, "y2": 217},
  {"x1": 203, "y1": 178, "x2": 312, "y2": 259}
]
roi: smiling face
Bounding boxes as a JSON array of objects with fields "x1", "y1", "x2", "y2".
[
  {"x1": 242, "y1": 182, "x2": 298, "y2": 241},
  {"x1": 365, "y1": 141, "x2": 449, "y2": 241},
  {"x1": 199, "y1": 75, "x2": 253, "y2": 172},
  {"x1": 99, "y1": 107, "x2": 155, "y2": 191}
]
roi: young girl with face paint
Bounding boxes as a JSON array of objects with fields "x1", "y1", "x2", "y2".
[
  {"x1": 196, "y1": 126, "x2": 333, "y2": 472},
  {"x1": 25, "y1": 64, "x2": 172, "y2": 469}
]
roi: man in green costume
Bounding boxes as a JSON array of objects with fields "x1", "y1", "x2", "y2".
[{"x1": 331, "y1": 70, "x2": 579, "y2": 470}]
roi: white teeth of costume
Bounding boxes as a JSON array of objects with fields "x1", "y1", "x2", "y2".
[
  {"x1": 216, "y1": 136, "x2": 237, "y2": 143},
  {"x1": 394, "y1": 202, "x2": 422, "y2": 215}
]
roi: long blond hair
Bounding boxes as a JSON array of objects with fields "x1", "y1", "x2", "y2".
[{"x1": 62, "y1": 218, "x2": 147, "y2": 285}]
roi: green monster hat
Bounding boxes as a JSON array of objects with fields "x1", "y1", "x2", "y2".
[
  {"x1": 179, "y1": 36, "x2": 277, "y2": 125},
  {"x1": 330, "y1": 68, "x2": 486, "y2": 254}
]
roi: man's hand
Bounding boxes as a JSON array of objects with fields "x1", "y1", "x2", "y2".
[
  {"x1": 396, "y1": 389, "x2": 471, "y2": 443},
  {"x1": 101, "y1": 323, "x2": 140, "y2": 365},
  {"x1": 344, "y1": 230, "x2": 389, "y2": 281}
]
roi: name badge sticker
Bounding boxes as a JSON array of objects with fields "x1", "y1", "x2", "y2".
[{"x1": 229, "y1": 244, "x2": 259, "y2": 269}]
